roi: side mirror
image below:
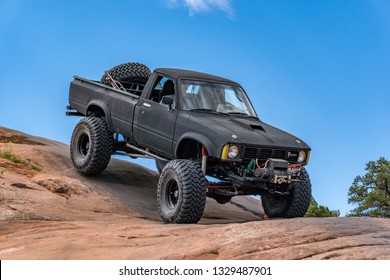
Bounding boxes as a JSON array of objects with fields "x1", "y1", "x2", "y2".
[
  {"x1": 161, "y1": 96, "x2": 174, "y2": 106},
  {"x1": 161, "y1": 96, "x2": 174, "y2": 111}
]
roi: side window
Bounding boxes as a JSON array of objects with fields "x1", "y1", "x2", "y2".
[{"x1": 149, "y1": 76, "x2": 175, "y2": 104}]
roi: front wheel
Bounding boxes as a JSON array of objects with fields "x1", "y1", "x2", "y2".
[
  {"x1": 70, "y1": 117, "x2": 113, "y2": 175},
  {"x1": 261, "y1": 167, "x2": 311, "y2": 218},
  {"x1": 157, "y1": 160, "x2": 207, "y2": 223}
]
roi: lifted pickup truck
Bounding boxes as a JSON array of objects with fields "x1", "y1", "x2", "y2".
[{"x1": 67, "y1": 62, "x2": 312, "y2": 223}]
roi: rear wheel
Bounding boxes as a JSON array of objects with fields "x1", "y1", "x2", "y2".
[
  {"x1": 70, "y1": 117, "x2": 113, "y2": 175},
  {"x1": 261, "y1": 167, "x2": 311, "y2": 218},
  {"x1": 157, "y1": 160, "x2": 207, "y2": 223},
  {"x1": 155, "y1": 159, "x2": 166, "y2": 174}
]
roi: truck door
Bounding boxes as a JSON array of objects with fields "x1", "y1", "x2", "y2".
[{"x1": 133, "y1": 75, "x2": 178, "y2": 158}]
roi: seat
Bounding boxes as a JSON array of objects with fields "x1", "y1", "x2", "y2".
[{"x1": 159, "y1": 80, "x2": 175, "y2": 102}]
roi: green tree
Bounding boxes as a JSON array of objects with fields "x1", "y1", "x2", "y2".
[
  {"x1": 305, "y1": 197, "x2": 340, "y2": 217},
  {"x1": 347, "y1": 157, "x2": 390, "y2": 218}
]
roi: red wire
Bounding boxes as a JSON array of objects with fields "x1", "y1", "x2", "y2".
[{"x1": 255, "y1": 159, "x2": 269, "y2": 170}]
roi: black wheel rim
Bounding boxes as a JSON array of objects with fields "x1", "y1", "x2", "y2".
[
  {"x1": 166, "y1": 179, "x2": 179, "y2": 209},
  {"x1": 270, "y1": 194, "x2": 285, "y2": 206},
  {"x1": 78, "y1": 133, "x2": 90, "y2": 158}
]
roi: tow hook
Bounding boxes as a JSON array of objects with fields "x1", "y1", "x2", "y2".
[{"x1": 271, "y1": 174, "x2": 292, "y2": 184}]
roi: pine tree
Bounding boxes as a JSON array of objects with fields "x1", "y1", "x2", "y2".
[
  {"x1": 305, "y1": 197, "x2": 340, "y2": 217},
  {"x1": 347, "y1": 157, "x2": 390, "y2": 217}
]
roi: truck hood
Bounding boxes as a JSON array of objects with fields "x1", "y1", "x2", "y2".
[{"x1": 181, "y1": 112, "x2": 310, "y2": 152}]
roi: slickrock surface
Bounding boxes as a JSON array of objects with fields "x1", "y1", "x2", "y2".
[{"x1": 1, "y1": 127, "x2": 389, "y2": 259}]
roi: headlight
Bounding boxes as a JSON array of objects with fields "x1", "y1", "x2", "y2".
[
  {"x1": 297, "y1": 150, "x2": 306, "y2": 163},
  {"x1": 228, "y1": 145, "x2": 239, "y2": 159}
]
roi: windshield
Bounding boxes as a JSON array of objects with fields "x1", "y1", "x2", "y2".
[{"x1": 180, "y1": 80, "x2": 257, "y2": 117}]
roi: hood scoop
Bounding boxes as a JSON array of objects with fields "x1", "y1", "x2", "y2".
[{"x1": 250, "y1": 124, "x2": 266, "y2": 132}]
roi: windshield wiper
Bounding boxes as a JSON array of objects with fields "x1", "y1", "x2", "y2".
[
  {"x1": 189, "y1": 109, "x2": 230, "y2": 116},
  {"x1": 227, "y1": 112, "x2": 258, "y2": 119}
]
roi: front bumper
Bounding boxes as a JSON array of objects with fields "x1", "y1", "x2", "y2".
[{"x1": 229, "y1": 158, "x2": 302, "y2": 188}]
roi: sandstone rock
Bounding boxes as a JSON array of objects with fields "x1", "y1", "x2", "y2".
[{"x1": 0, "y1": 126, "x2": 389, "y2": 259}]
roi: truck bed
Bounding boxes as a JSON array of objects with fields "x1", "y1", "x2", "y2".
[{"x1": 68, "y1": 76, "x2": 140, "y2": 138}]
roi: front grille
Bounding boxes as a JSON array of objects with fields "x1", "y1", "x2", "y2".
[
  {"x1": 243, "y1": 146, "x2": 299, "y2": 163},
  {"x1": 287, "y1": 151, "x2": 299, "y2": 162},
  {"x1": 274, "y1": 149, "x2": 286, "y2": 159},
  {"x1": 258, "y1": 148, "x2": 272, "y2": 160},
  {"x1": 243, "y1": 147, "x2": 258, "y2": 159}
]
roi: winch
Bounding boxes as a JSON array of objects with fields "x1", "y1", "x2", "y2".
[{"x1": 254, "y1": 158, "x2": 300, "y2": 184}]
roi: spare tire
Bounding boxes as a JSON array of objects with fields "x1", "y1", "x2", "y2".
[{"x1": 100, "y1": 62, "x2": 151, "y2": 93}]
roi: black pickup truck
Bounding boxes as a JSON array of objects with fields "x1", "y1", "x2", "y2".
[{"x1": 67, "y1": 62, "x2": 312, "y2": 223}]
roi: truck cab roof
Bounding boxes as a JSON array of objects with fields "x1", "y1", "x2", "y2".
[{"x1": 154, "y1": 68, "x2": 240, "y2": 86}]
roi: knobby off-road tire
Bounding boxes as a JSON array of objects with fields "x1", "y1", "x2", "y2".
[
  {"x1": 261, "y1": 167, "x2": 311, "y2": 218},
  {"x1": 155, "y1": 159, "x2": 166, "y2": 174},
  {"x1": 157, "y1": 160, "x2": 207, "y2": 224},
  {"x1": 100, "y1": 62, "x2": 151, "y2": 86},
  {"x1": 70, "y1": 117, "x2": 113, "y2": 176}
]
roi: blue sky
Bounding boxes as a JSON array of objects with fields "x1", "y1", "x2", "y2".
[{"x1": 1, "y1": 0, "x2": 389, "y2": 215}]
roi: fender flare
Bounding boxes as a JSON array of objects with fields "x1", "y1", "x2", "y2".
[
  {"x1": 175, "y1": 132, "x2": 220, "y2": 158},
  {"x1": 86, "y1": 100, "x2": 113, "y2": 131}
]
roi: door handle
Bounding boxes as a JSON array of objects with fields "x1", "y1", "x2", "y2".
[{"x1": 143, "y1": 102, "x2": 151, "y2": 108}]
